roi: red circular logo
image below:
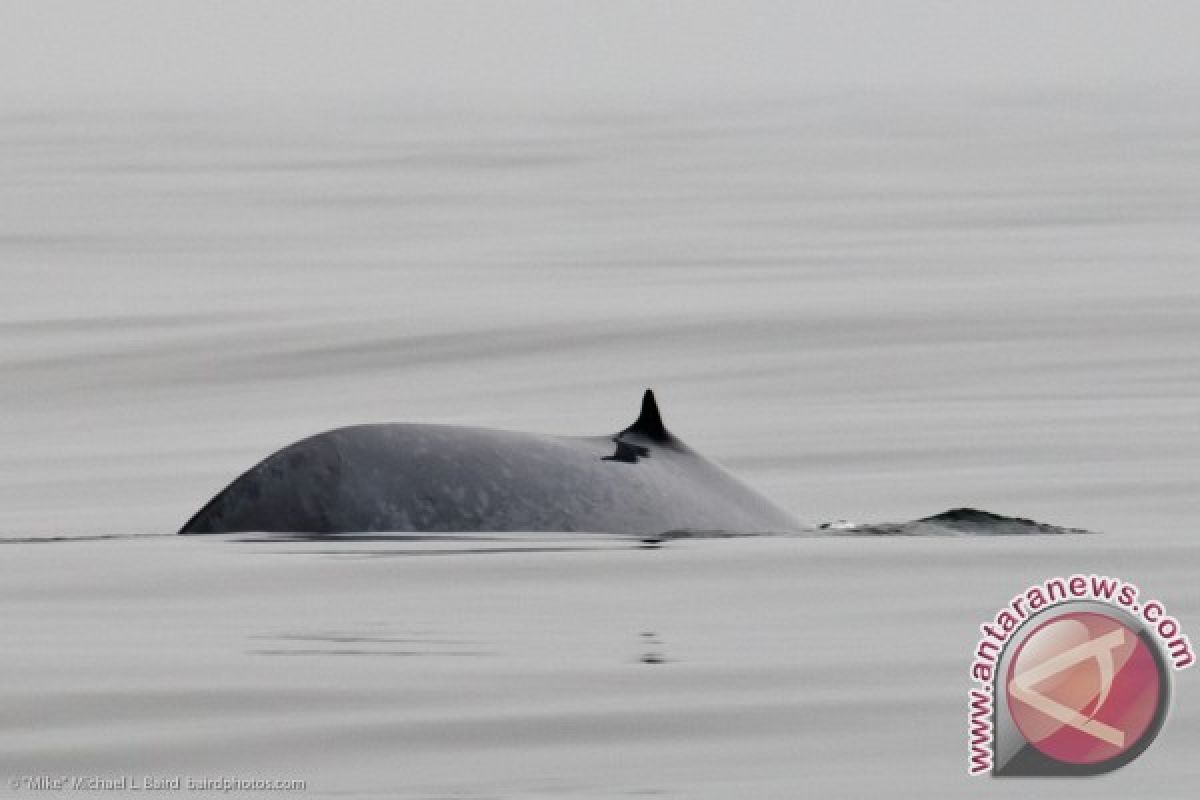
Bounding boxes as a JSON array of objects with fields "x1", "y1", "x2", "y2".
[{"x1": 1006, "y1": 611, "x2": 1164, "y2": 765}]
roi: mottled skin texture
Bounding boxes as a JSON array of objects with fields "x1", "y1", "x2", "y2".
[{"x1": 180, "y1": 391, "x2": 801, "y2": 536}]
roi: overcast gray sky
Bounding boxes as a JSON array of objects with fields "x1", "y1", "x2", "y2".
[{"x1": 2, "y1": 1, "x2": 1198, "y2": 107}]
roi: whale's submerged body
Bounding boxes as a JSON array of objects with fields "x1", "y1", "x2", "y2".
[{"x1": 180, "y1": 390, "x2": 801, "y2": 536}]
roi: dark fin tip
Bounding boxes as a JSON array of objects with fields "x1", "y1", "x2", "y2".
[{"x1": 623, "y1": 388, "x2": 671, "y2": 442}]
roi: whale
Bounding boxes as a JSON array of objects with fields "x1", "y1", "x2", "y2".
[{"x1": 179, "y1": 390, "x2": 802, "y2": 536}]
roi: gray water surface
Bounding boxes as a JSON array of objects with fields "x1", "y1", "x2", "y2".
[{"x1": 1, "y1": 92, "x2": 1198, "y2": 796}]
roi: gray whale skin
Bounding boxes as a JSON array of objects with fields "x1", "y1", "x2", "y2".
[{"x1": 180, "y1": 390, "x2": 801, "y2": 536}]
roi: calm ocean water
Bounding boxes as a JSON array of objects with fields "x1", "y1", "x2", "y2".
[{"x1": 1, "y1": 92, "x2": 1198, "y2": 796}]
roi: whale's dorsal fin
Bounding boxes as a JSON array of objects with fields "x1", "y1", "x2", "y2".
[{"x1": 622, "y1": 389, "x2": 671, "y2": 443}]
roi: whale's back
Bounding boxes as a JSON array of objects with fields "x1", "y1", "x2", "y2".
[{"x1": 179, "y1": 420, "x2": 800, "y2": 536}]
